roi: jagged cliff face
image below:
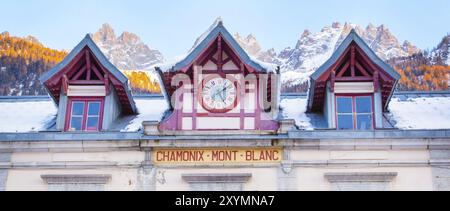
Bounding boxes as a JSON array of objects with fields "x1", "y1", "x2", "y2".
[
  {"x1": 92, "y1": 23, "x2": 165, "y2": 70},
  {"x1": 234, "y1": 22, "x2": 421, "y2": 88}
]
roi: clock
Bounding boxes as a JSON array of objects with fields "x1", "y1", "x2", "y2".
[{"x1": 201, "y1": 77, "x2": 237, "y2": 112}]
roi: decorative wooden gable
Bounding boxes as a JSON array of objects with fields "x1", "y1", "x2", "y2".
[
  {"x1": 40, "y1": 35, "x2": 136, "y2": 115},
  {"x1": 196, "y1": 36, "x2": 243, "y2": 73},
  {"x1": 62, "y1": 47, "x2": 109, "y2": 94},
  {"x1": 308, "y1": 30, "x2": 400, "y2": 113}
]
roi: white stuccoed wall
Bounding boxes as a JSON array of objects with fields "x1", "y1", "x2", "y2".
[{"x1": 0, "y1": 143, "x2": 444, "y2": 191}]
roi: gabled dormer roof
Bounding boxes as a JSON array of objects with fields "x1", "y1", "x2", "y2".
[
  {"x1": 156, "y1": 18, "x2": 279, "y2": 74},
  {"x1": 308, "y1": 29, "x2": 401, "y2": 112},
  {"x1": 39, "y1": 34, "x2": 137, "y2": 114},
  {"x1": 311, "y1": 29, "x2": 401, "y2": 81}
]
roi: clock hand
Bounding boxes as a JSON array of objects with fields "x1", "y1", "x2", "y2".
[{"x1": 220, "y1": 86, "x2": 227, "y2": 103}]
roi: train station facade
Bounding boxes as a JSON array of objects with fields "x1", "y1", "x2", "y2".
[{"x1": 0, "y1": 19, "x2": 449, "y2": 191}]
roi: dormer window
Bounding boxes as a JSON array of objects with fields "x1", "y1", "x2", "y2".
[
  {"x1": 307, "y1": 30, "x2": 401, "y2": 131},
  {"x1": 66, "y1": 98, "x2": 104, "y2": 132},
  {"x1": 39, "y1": 35, "x2": 137, "y2": 133},
  {"x1": 336, "y1": 95, "x2": 373, "y2": 130}
]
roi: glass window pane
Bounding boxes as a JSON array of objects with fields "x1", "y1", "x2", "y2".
[
  {"x1": 357, "y1": 114, "x2": 373, "y2": 130},
  {"x1": 88, "y1": 102, "x2": 101, "y2": 116},
  {"x1": 86, "y1": 117, "x2": 99, "y2": 131},
  {"x1": 72, "y1": 102, "x2": 85, "y2": 115},
  {"x1": 356, "y1": 97, "x2": 372, "y2": 113},
  {"x1": 337, "y1": 97, "x2": 353, "y2": 113},
  {"x1": 70, "y1": 117, "x2": 83, "y2": 131},
  {"x1": 338, "y1": 115, "x2": 354, "y2": 130}
]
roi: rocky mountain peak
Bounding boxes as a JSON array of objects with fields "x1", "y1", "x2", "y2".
[
  {"x1": 366, "y1": 23, "x2": 376, "y2": 30},
  {"x1": 402, "y1": 40, "x2": 420, "y2": 56},
  {"x1": 119, "y1": 31, "x2": 141, "y2": 45},
  {"x1": 93, "y1": 23, "x2": 116, "y2": 43},
  {"x1": 92, "y1": 23, "x2": 164, "y2": 70},
  {"x1": 301, "y1": 30, "x2": 311, "y2": 38},
  {"x1": 332, "y1": 22, "x2": 341, "y2": 28},
  {"x1": 234, "y1": 33, "x2": 263, "y2": 57}
]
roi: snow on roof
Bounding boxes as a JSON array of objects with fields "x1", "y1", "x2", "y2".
[
  {"x1": 0, "y1": 100, "x2": 57, "y2": 133},
  {"x1": 388, "y1": 96, "x2": 450, "y2": 130},
  {"x1": 280, "y1": 97, "x2": 313, "y2": 130},
  {"x1": 0, "y1": 93, "x2": 450, "y2": 133},
  {"x1": 121, "y1": 98, "x2": 169, "y2": 132}
]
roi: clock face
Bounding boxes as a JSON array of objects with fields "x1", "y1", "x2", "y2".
[{"x1": 202, "y1": 77, "x2": 237, "y2": 112}]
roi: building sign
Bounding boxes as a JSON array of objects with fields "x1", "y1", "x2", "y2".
[{"x1": 153, "y1": 148, "x2": 283, "y2": 165}]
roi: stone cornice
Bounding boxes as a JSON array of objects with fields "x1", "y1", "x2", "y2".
[
  {"x1": 41, "y1": 174, "x2": 112, "y2": 184},
  {"x1": 0, "y1": 138, "x2": 449, "y2": 153}
]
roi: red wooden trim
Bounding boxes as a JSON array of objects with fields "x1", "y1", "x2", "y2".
[
  {"x1": 318, "y1": 47, "x2": 351, "y2": 81},
  {"x1": 336, "y1": 61, "x2": 350, "y2": 77},
  {"x1": 62, "y1": 74, "x2": 69, "y2": 95},
  {"x1": 223, "y1": 57, "x2": 232, "y2": 65},
  {"x1": 334, "y1": 76, "x2": 373, "y2": 82},
  {"x1": 255, "y1": 75, "x2": 261, "y2": 130},
  {"x1": 71, "y1": 66, "x2": 87, "y2": 81},
  {"x1": 187, "y1": 112, "x2": 255, "y2": 118},
  {"x1": 202, "y1": 70, "x2": 242, "y2": 74},
  {"x1": 86, "y1": 51, "x2": 91, "y2": 80},
  {"x1": 64, "y1": 97, "x2": 104, "y2": 132},
  {"x1": 210, "y1": 57, "x2": 219, "y2": 65},
  {"x1": 222, "y1": 42, "x2": 251, "y2": 73},
  {"x1": 354, "y1": 46, "x2": 391, "y2": 81},
  {"x1": 192, "y1": 69, "x2": 198, "y2": 130},
  {"x1": 217, "y1": 36, "x2": 223, "y2": 71},
  {"x1": 176, "y1": 90, "x2": 182, "y2": 130},
  {"x1": 91, "y1": 66, "x2": 104, "y2": 81},
  {"x1": 355, "y1": 62, "x2": 371, "y2": 77},
  {"x1": 373, "y1": 71, "x2": 380, "y2": 91},
  {"x1": 240, "y1": 80, "x2": 246, "y2": 130},
  {"x1": 69, "y1": 80, "x2": 105, "y2": 85},
  {"x1": 104, "y1": 74, "x2": 110, "y2": 95},
  {"x1": 49, "y1": 48, "x2": 86, "y2": 84},
  {"x1": 351, "y1": 46, "x2": 356, "y2": 77},
  {"x1": 197, "y1": 44, "x2": 219, "y2": 68},
  {"x1": 330, "y1": 71, "x2": 336, "y2": 92}
]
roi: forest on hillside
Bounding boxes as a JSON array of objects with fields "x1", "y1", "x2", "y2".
[{"x1": 0, "y1": 32, "x2": 67, "y2": 95}]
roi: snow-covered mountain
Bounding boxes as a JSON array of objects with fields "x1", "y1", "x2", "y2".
[
  {"x1": 234, "y1": 22, "x2": 420, "y2": 88},
  {"x1": 89, "y1": 22, "x2": 422, "y2": 92},
  {"x1": 92, "y1": 23, "x2": 165, "y2": 70}
]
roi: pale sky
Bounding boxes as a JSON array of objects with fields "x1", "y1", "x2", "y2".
[{"x1": 1, "y1": 0, "x2": 450, "y2": 58}]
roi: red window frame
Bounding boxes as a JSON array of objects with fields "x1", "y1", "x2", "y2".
[
  {"x1": 335, "y1": 94, "x2": 375, "y2": 130},
  {"x1": 64, "y1": 97, "x2": 105, "y2": 132}
]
